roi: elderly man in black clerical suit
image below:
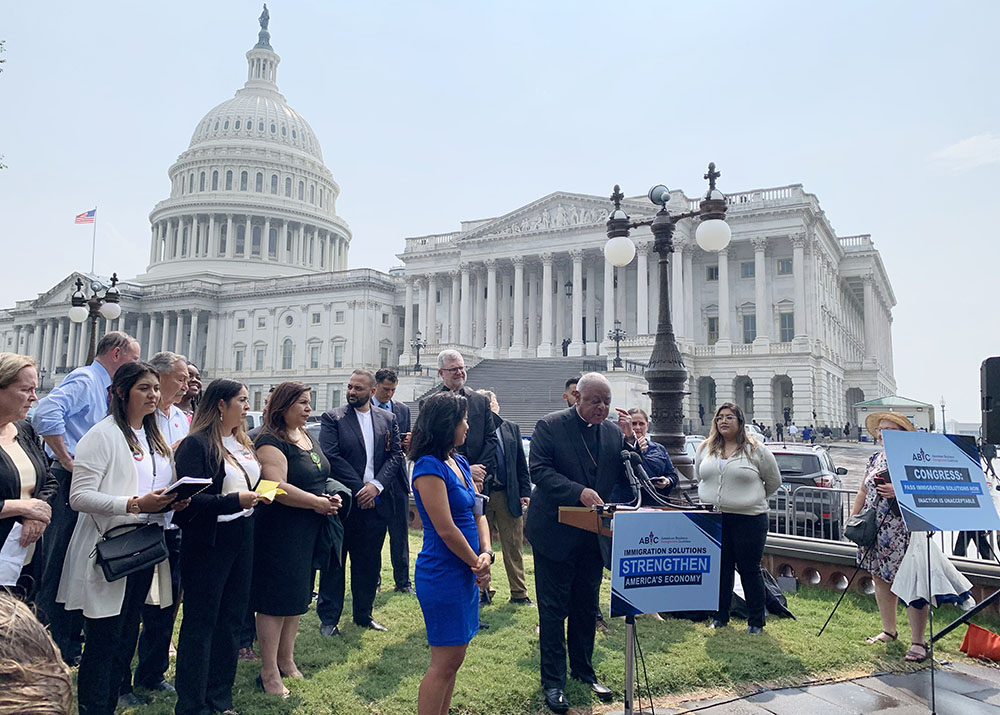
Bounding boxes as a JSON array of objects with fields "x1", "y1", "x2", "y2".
[
  {"x1": 526, "y1": 372, "x2": 634, "y2": 713},
  {"x1": 435, "y1": 350, "x2": 498, "y2": 492},
  {"x1": 372, "y1": 368, "x2": 414, "y2": 594},
  {"x1": 318, "y1": 369, "x2": 403, "y2": 635}
]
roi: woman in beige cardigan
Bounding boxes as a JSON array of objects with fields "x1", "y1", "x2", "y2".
[
  {"x1": 56, "y1": 362, "x2": 188, "y2": 715},
  {"x1": 696, "y1": 402, "x2": 781, "y2": 634}
]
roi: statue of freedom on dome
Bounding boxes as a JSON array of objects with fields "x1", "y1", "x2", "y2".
[{"x1": 259, "y1": 4, "x2": 269, "y2": 31}]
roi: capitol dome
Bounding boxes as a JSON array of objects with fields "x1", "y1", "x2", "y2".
[{"x1": 142, "y1": 8, "x2": 351, "y2": 281}]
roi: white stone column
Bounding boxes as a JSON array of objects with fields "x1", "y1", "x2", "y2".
[
  {"x1": 263, "y1": 218, "x2": 272, "y2": 261},
  {"x1": 683, "y1": 245, "x2": 695, "y2": 343},
  {"x1": 133, "y1": 315, "x2": 145, "y2": 360},
  {"x1": 225, "y1": 214, "x2": 235, "y2": 258},
  {"x1": 174, "y1": 310, "x2": 186, "y2": 355},
  {"x1": 474, "y1": 270, "x2": 486, "y2": 348},
  {"x1": 499, "y1": 270, "x2": 511, "y2": 351},
  {"x1": 159, "y1": 312, "x2": 171, "y2": 353},
  {"x1": 208, "y1": 214, "x2": 216, "y2": 257},
  {"x1": 401, "y1": 278, "x2": 414, "y2": 364},
  {"x1": 53, "y1": 318, "x2": 66, "y2": 371},
  {"x1": 188, "y1": 311, "x2": 200, "y2": 364},
  {"x1": 752, "y1": 237, "x2": 769, "y2": 348},
  {"x1": 449, "y1": 270, "x2": 460, "y2": 344},
  {"x1": 149, "y1": 225, "x2": 159, "y2": 265},
  {"x1": 585, "y1": 259, "x2": 596, "y2": 353},
  {"x1": 792, "y1": 234, "x2": 808, "y2": 342},
  {"x1": 636, "y1": 242, "x2": 649, "y2": 335},
  {"x1": 507, "y1": 257, "x2": 525, "y2": 357},
  {"x1": 459, "y1": 263, "x2": 472, "y2": 346},
  {"x1": 537, "y1": 254, "x2": 554, "y2": 357},
  {"x1": 672, "y1": 239, "x2": 685, "y2": 340},
  {"x1": 863, "y1": 274, "x2": 876, "y2": 362},
  {"x1": 39, "y1": 321, "x2": 52, "y2": 373},
  {"x1": 76, "y1": 321, "x2": 89, "y2": 366},
  {"x1": 482, "y1": 260, "x2": 498, "y2": 358},
  {"x1": 569, "y1": 249, "x2": 584, "y2": 356},
  {"x1": 148, "y1": 313, "x2": 161, "y2": 358},
  {"x1": 602, "y1": 256, "x2": 614, "y2": 355},
  {"x1": 716, "y1": 248, "x2": 731, "y2": 349},
  {"x1": 527, "y1": 266, "x2": 538, "y2": 352},
  {"x1": 649, "y1": 244, "x2": 660, "y2": 332},
  {"x1": 425, "y1": 273, "x2": 437, "y2": 345}
]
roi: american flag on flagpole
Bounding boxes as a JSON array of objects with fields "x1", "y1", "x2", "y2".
[{"x1": 74, "y1": 209, "x2": 96, "y2": 224}]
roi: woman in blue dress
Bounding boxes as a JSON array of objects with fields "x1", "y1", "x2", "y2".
[{"x1": 410, "y1": 391, "x2": 492, "y2": 715}]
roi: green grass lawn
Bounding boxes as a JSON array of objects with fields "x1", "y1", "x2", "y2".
[{"x1": 117, "y1": 531, "x2": 1000, "y2": 714}]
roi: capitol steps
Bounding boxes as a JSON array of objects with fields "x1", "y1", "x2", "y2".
[{"x1": 408, "y1": 357, "x2": 598, "y2": 435}]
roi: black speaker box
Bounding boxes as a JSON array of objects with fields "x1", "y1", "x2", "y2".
[{"x1": 982, "y1": 357, "x2": 1000, "y2": 445}]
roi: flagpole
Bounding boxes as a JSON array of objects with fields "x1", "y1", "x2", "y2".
[{"x1": 90, "y1": 206, "x2": 97, "y2": 274}]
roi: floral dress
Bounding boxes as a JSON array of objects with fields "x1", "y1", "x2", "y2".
[{"x1": 857, "y1": 451, "x2": 910, "y2": 582}]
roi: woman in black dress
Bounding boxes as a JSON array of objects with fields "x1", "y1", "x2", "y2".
[{"x1": 252, "y1": 382, "x2": 341, "y2": 697}]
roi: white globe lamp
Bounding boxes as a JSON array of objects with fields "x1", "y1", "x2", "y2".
[
  {"x1": 695, "y1": 218, "x2": 732, "y2": 252},
  {"x1": 604, "y1": 236, "x2": 636, "y2": 267},
  {"x1": 69, "y1": 305, "x2": 89, "y2": 323}
]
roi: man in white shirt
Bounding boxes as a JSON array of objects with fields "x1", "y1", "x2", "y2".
[
  {"x1": 127, "y1": 351, "x2": 189, "y2": 698},
  {"x1": 318, "y1": 369, "x2": 403, "y2": 635}
]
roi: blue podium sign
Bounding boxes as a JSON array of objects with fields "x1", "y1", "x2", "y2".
[
  {"x1": 610, "y1": 510, "x2": 722, "y2": 617},
  {"x1": 882, "y1": 431, "x2": 1000, "y2": 532}
]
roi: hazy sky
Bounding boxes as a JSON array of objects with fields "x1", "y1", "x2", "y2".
[{"x1": 1, "y1": 1, "x2": 997, "y2": 421}]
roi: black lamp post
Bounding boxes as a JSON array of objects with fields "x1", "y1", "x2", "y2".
[
  {"x1": 607, "y1": 319, "x2": 627, "y2": 370},
  {"x1": 411, "y1": 330, "x2": 427, "y2": 373},
  {"x1": 38, "y1": 366, "x2": 47, "y2": 392},
  {"x1": 604, "y1": 163, "x2": 731, "y2": 477},
  {"x1": 940, "y1": 397, "x2": 946, "y2": 434},
  {"x1": 68, "y1": 273, "x2": 122, "y2": 366}
]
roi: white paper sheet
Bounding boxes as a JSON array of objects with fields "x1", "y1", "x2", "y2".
[{"x1": 0, "y1": 522, "x2": 29, "y2": 586}]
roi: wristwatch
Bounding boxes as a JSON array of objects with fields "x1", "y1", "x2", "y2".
[{"x1": 482, "y1": 550, "x2": 495, "y2": 564}]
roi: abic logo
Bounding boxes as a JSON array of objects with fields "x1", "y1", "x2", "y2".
[
  {"x1": 638, "y1": 530, "x2": 659, "y2": 545},
  {"x1": 912, "y1": 448, "x2": 931, "y2": 462}
]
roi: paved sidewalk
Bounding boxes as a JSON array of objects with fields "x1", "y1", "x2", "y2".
[{"x1": 652, "y1": 661, "x2": 1000, "y2": 714}]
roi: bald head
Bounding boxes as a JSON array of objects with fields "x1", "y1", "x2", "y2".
[{"x1": 575, "y1": 372, "x2": 611, "y2": 425}]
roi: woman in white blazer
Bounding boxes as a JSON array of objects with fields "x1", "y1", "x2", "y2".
[{"x1": 56, "y1": 362, "x2": 188, "y2": 715}]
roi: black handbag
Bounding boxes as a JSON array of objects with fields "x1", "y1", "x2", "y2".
[
  {"x1": 93, "y1": 522, "x2": 168, "y2": 582},
  {"x1": 844, "y1": 499, "x2": 880, "y2": 548}
]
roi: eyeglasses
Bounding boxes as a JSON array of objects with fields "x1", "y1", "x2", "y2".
[
  {"x1": 441, "y1": 366, "x2": 466, "y2": 374},
  {"x1": 715, "y1": 415, "x2": 738, "y2": 422}
]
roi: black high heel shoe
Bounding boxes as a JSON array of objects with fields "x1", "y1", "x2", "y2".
[{"x1": 256, "y1": 674, "x2": 290, "y2": 699}]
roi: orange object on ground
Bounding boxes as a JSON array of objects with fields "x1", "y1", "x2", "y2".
[{"x1": 960, "y1": 623, "x2": 1000, "y2": 660}]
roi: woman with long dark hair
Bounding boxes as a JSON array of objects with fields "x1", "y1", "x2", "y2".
[
  {"x1": 172, "y1": 379, "x2": 260, "y2": 715},
  {"x1": 56, "y1": 362, "x2": 187, "y2": 715},
  {"x1": 695, "y1": 402, "x2": 780, "y2": 634},
  {"x1": 409, "y1": 391, "x2": 492, "y2": 715},
  {"x1": 252, "y1": 382, "x2": 341, "y2": 697}
]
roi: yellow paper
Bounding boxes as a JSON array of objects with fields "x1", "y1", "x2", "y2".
[{"x1": 255, "y1": 479, "x2": 287, "y2": 504}]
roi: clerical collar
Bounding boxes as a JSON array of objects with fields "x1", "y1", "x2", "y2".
[{"x1": 575, "y1": 410, "x2": 596, "y2": 429}]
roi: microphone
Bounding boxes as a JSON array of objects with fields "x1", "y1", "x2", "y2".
[{"x1": 620, "y1": 450, "x2": 641, "y2": 506}]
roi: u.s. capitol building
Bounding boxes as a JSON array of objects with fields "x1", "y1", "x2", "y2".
[{"x1": 0, "y1": 9, "x2": 896, "y2": 430}]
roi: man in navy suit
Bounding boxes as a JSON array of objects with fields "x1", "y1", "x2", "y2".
[
  {"x1": 318, "y1": 369, "x2": 403, "y2": 634},
  {"x1": 372, "y1": 368, "x2": 413, "y2": 593}
]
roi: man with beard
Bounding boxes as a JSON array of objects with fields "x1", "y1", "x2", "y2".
[
  {"x1": 318, "y1": 369, "x2": 403, "y2": 634},
  {"x1": 526, "y1": 373, "x2": 634, "y2": 713}
]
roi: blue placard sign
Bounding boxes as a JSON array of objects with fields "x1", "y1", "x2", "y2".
[
  {"x1": 610, "y1": 510, "x2": 722, "y2": 617},
  {"x1": 882, "y1": 431, "x2": 1000, "y2": 532}
]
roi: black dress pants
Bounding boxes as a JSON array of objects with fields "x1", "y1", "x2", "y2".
[
  {"x1": 127, "y1": 527, "x2": 182, "y2": 690},
  {"x1": 534, "y1": 541, "x2": 604, "y2": 690},
  {"x1": 317, "y1": 505, "x2": 387, "y2": 626},
  {"x1": 174, "y1": 517, "x2": 254, "y2": 715},
  {"x1": 387, "y1": 486, "x2": 411, "y2": 589},
  {"x1": 715, "y1": 512, "x2": 769, "y2": 629},
  {"x1": 35, "y1": 465, "x2": 84, "y2": 662},
  {"x1": 77, "y1": 567, "x2": 154, "y2": 715}
]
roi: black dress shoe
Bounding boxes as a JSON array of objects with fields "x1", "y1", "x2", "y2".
[
  {"x1": 478, "y1": 619, "x2": 490, "y2": 630},
  {"x1": 361, "y1": 619, "x2": 388, "y2": 632},
  {"x1": 393, "y1": 585, "x2": 415, "y2": 594},
  {"x1": 595, "y1": 618, "x2": 610, "y2": 634},
  {"x1": 509, "y1": 596, "x2": 535, "y2": 606},
  {"x1": 480, "y1": 590, "x2": 492, "y2": 605},
  {"x1": 137, "y1": 678, "x2": 175, "y2": 692},
  {"x1": 707, "y1": 619, "x2": 727, "y2": 629},
  {"x1": 572, "y1": 675, "x2": 613, "y2": 702},
  {"x1": 746, "y1": 625, "x2": 764, "y2": 635},
  {"x1": 117, "y1": 693, "x2": 149, "y2": 707},
  {"x1": 543, "y1": 687, "x2": 569, "y2": 713},
  {"x1": 320, "y1": 623, "x2": 341, "y2": 637}
]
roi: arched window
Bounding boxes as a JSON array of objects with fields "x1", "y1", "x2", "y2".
[
  {"x1": 211, "y1": 171, "x2": 219, "y2": 191},
  {"x1": 181, "y1": 228, "x2": 189, "y2": 256},
  {"x1": 309, "y1": 184, "x2": 315, "y2": 204},
  {"x1": 255, "y1": 172, "x2": 263, "y2": 193},
  {"x1": 319, "y1": 189, "x2": 323, "y2": 208},
  {"x1": 235, "y1": 225, "x2": 246, "y2": 255},
  {"x1": 188, "y1": 174, "x2": 194, "y2": 193},
  {"x1": 281, "y1": 125, "x2": 287, "y2": 137},
  {"x1": 258, "y1": 121, "x2": 264, "y2": 132},
  {"x1": 297, "y1": 181, "x2": 304, "y2": 200},
  {"x1": 240, "y1": 171, "x2": 248, "y2": 191},
  {"x1": 281, "y1": 339, "x2": 293, "y2": 370},
  {"x1": 219, "y1": 224, "x2": 227, "y2": 255},
  {"x1": 199, "y1": 172, "x2": 206, "y2": 191},
  {"x1": 270, "y1": 123, "x2": 276, "y2": 134},
  {"x1": 234, "y1": 119, "x2": 241, "y2": 130},
  {"x1": 223, "y1": 119, "x2": 230, "y2": 130},
  {"x1": 284, "y1": 177, "x2": 291, "y2": 197},
  {"x1": 225, "y1": 170, "x2": 233, "y2": 190},
  {"x1": 214, "y1": 120, "x2": 219, "y2": 131},
  {"x1": 270, "y1": 174, "x2": 278, "y2": 194},
  {"x1": 268, "y1": 227, "x2": 277, "y2": 257},
  {"x1": 251, "y1": 225, "x2": 262, "y2": 256},
  {"x1": 292, "y1": 129, "x2": 297, "y2": 139}
]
